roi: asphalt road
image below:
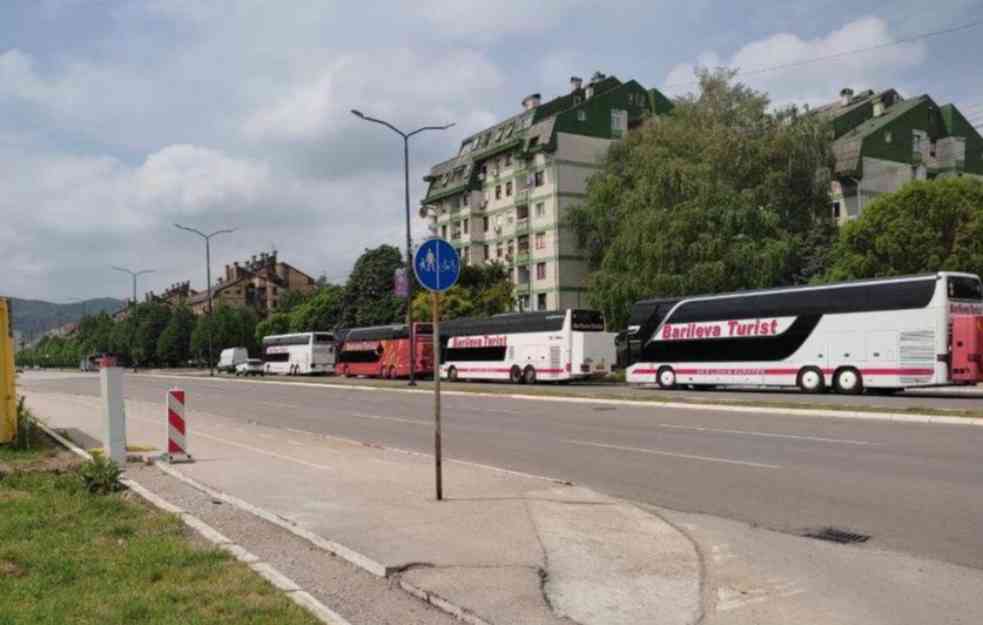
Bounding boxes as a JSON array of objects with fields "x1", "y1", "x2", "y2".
[{"x1": 22, "y1": 371, "x2": 983, "y2": 571}]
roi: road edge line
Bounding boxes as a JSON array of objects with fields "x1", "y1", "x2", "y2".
[
  {"x1": 35, "y1": 421, "x2": 354, "y2": 625},
  {"x1": 138, "y1": 373, "x2": 983, "y2": 427}
]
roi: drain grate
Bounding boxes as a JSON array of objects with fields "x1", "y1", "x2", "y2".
[{"x1": 803, "y1": 527, "x2": 870, "y2": 544}]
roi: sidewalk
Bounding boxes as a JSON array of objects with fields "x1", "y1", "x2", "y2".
[{"x1": 23, "y1": 387, "x2": 702, "y2": 625}]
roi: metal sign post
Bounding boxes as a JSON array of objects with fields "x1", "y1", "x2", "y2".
[{"x1": 413, "y1": 238, "x2": 460, "y2": 502}]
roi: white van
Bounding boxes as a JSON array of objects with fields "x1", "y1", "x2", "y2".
[{"x1": 218, "y1": 347, "x2": 249, "y2": 373}]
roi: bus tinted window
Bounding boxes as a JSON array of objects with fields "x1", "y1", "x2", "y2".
[
  {"x1": 444, "y1": 346, "x2": 507, "y2": 362},
  {"x1": 571, "y1": 310, "x2": 605, "y2": 331},
  {"x1": 948, "y1": 277, "x2": 983, "y2": 301},
  {"x1": 314, "y1": 334, "x2": 334, "y2": 344},
  {"x1": 337, "y1": 348, "x2": 382, "y2": 364}
]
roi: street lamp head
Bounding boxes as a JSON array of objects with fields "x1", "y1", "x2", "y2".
[{"x1": 351, "y1": 109, "x2": 365, "y2": 119}]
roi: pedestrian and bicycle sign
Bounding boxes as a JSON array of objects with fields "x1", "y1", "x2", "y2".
[{"x1": 414, "y1": 238, "x2": 460, "y2": 293}]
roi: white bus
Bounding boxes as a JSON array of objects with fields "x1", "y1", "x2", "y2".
[
  {"x1": 261, "y1": 332, "x2": 336, "y2": 376},
  {"x1": 439, "y1": 309, "x2": 617, "y2": 384},
  {"x1": 624, "y1": 272, "x2": 983, "y2": 394}
]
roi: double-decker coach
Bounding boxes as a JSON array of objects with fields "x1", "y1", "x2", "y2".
[
  {"x1": 624, "y1": 272, "x2": 983, "y2": 394},
  {"x1": 335, "y1": 323, "x2": 433, "y2": 379}
]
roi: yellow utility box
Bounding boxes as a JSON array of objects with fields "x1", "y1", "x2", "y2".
[{"x1": 0, "y1": 298, "x2": 15, "y2": 443}]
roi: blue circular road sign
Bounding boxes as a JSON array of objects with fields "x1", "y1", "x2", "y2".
[{"x1": 414, "y1": 238, "x2": 460, "y2": 293}]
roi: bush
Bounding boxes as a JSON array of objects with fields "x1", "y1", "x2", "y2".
[{"x1": 80, "y1": 453, "x2": 123, "y2": 495}]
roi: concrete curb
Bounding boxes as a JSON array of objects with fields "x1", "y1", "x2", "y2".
[
  {"x1": 35, "y1": 422, "x2": 354, "y2": 625},
  {"x1": 141, "y1": 372, "x2": 983, "y2": 427}
]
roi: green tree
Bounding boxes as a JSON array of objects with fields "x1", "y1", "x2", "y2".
[
  {"x1": 289, "y1": 285, "x2": 345, "y2": 332},
  {"x1": 826, "y1": 177, "x2": 983, "y2": 281},
  {"x1": 254, "y1": 313, "x2": 291, "y2": 346},
  {"x1": 569, "y1": 68, "x2": 836, "y2": 328},
  {"x1": 457, "y1": 262, "x2": 513, "y2": 317},
  {"x1": 156, "y1": 306, "x2": 195, "y2": 366},
  {"x1": 341, "y1": 245, "x2": 405, "y2": 327},
  {"x1": 410, "y1": 286, "x2": 475, "y2": 321},
  {"x1": 131, "y1": 303, "x2": 172, "y2": 367},
  {"x1": 276, "y1": 289, "x2": 311, "y2": 314}
]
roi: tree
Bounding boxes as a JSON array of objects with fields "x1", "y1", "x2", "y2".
[
  {"x1": 289, "y1": 285, "x2": 345, "y2": 332},
  {"x1": 341, "y1": 245, "x2": 405, "y2": 327},
  {"x1": 569, "y1": 68, "x2": 836, "y2": 328},
  {"x1": 276, "y1": 289, "x2": 311, "y2": 314},
  {"x1": 409, "y1": 262, "x2": 513, "y2": 321},
  {"x1": 131, "y1": 303, "x2": 172, "y2": 367},
  {"x1": 255, "y1": 313, "x2": 291, "y2": 346},
  {"x1": 156, "y1": 306, "x2": 195, "y2": 366},
  {"x1": 411, "y1": 287, "x2": 474, "y2": 321},
  {"x1": 826, "y1": 177, "x2": 983, "y2": 281}
]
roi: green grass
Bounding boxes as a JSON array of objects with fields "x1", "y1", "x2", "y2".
[
  {"x1": 0, "y1": 469, "x2": 319, "y2": 625},
  {"x1": 0, "y1": 428, "x2": 59, "y2": 469}
]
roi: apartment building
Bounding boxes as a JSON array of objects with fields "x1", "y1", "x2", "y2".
[
  {"x1": 188, "y1": 251, "x2": 316, "y2": 317},
  {"x1": 145, "y1": 281, "x2": 197, "y2": 307},
  {"x1": 819, "y1": 88, "x2": 983, "y2": 225},
  {"x1": 421, "y1": 72, "x2": 672, "y2": 311}
]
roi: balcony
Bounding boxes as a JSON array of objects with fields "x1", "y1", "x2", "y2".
[
  {"x1": 514, "y1": 280, "x2": 531, "y2": 295},
  {"x1": 514, "y1": 218, "x2": 529, "y2": 235},
  {"x1": 515, "y1": 250, "x2": 531, "y2": 265},
  {"x1": 451, "y1": 230, "x2": 462, "y2": 241},
  {"x1": 515, "y1": 188, "x2": 531, "y2": 205}
]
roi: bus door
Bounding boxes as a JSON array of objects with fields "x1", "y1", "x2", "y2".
[{"x1": 951, "y1": 316, "x2": 983, "y2": 382}]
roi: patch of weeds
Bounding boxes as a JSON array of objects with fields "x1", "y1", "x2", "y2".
[{"x1": 79, "y1": 453, "x2": 122, "y2": 495}]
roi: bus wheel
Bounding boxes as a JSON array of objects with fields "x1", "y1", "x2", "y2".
[
  {"x1": 797, "y1": 367, "x2": 825, "y2": 393},
  {"x1": 657, "y1": 366, "x2": 676, "y2": 389},
  {"x1": 447, "y1": 366, "x2": 458, "y2": 382},
  {"x1": 510, "y1": 366, "x2": 524, "y2": 384},
  {"x1": 834, "y1": 367, "x2": 863, "y2": 395},
  {"x1": 523, "y1": 366, "x2": 537, "y2": 385}
]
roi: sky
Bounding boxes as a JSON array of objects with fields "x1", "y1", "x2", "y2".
[{"x1": 2, "y1": 0, "x2": 982, "y2": 302}]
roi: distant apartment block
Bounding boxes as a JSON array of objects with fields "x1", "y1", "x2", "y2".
[
  {"x1": 188, "y1": 251, "x2": 316, "y2": 317},
  {"x1": 146, "y1": 281, "x2": 197, "y2": 307},
  {"x1": 819, "y1": 88, "x2": 983, "y2": 225},
  {"x1": 421, "y1": 72, "x2": 672, "y2": 312}
]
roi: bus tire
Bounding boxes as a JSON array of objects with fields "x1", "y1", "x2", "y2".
[
  {"x1": 656, "y1": 366, "x2": 676, "y2": 389},
  {"x1": 510, "y1": 366, "x2": 524, "y2": 384},
  {"x1": 523, "y1": 366, "x2": 537, "y2": 385},
  {"x1": 447, "y1": 366, "x2": 458, "y2": 382},
  {"x1": 797, "y1": 367, "x2": 825, "y2": 393},
  {"x1": 834, "y1": 367, "x2": 863, "y2": 395}
]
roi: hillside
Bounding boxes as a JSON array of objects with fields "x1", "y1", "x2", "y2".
[{"x1": 8, "y1": 297, "x2": 126, "y2": 342}]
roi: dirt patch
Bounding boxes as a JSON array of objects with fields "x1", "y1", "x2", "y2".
[
  {"x1": 0, "y1": 559, "x2": 27, "y2": 578},
  {"x1": 15, "y1": 451, "x2": 84, "y2": 475},
  {"x1": 0, "y1": 489, "x2": 31, "y2": 502}
]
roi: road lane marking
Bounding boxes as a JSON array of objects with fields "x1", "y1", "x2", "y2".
[
  {"x1": 657, "y1": 423, "x2": 876, "y2": 446},
  {"x1": 287, "y1": 440, "x2": 304, "y2": 446},
  {"x1": 562, "y1": 439, "x2": 780, "y2": 469},
  {"x1": 254, "y1": 400, "x2": 302, "y2": 409},
  {"x1": 349, "y1": 413, "x2": 429, "y2": 426}
]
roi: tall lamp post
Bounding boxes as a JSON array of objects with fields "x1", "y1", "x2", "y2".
[
  {"x1": 351, "y1": 109, "x2": 454, "y2": 386},
  {"x1": 174, "y1": 224, "x2": 236, "y2": 377},
  {"x1": 111, "y1": 266, "x2": 155, "y2": 306}
]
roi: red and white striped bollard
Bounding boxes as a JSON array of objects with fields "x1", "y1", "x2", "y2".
[{"x1": 165, "y1": 387, "x2": 193, "y2": 463}]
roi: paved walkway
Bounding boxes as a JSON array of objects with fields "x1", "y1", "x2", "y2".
[{"x1": 24, "y1": 386, "x2": 702, "y2": 625}]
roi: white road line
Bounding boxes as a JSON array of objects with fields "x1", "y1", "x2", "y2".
[
  {"x1": 562, "y1": 439, "x2": 780, "y2": 469},
  {"x1": 657, "y1": 423, "x2": 876, "y2": 446},
  {"x1": 287, "y1": 440, "x2": 304, "y2": 446},
  {"x1": 349, "y1": 413, "x2": 429, "y2": 426},
  {"x1": 255, "y1": 400, "x2": 302, "y2": 409}
]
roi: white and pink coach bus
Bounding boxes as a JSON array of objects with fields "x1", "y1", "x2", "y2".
[
  {"x1": 624, "y1": 272, "x2": 983, "y2": 394},
  {"x1": 439, "y1": 310, "x2": 617, "y2": 384}
]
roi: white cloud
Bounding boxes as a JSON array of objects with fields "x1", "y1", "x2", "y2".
[
  {"x1": 663, "y1": 16, "x2": 927, "y2": 106},
  {"x1": 416, "y1": 0, "x2": 587, "y2": 39}
]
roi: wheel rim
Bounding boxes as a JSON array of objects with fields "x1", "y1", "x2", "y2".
[
  {"x1": 660, "y1": 369, "x2": 675, "y2": 387},
  {"x1": 802, "y1": 370, "x2": 821, "y2": 390},
  {"x1": 526, "y1": 369, "x2": 536, "y2": 383},
  {"x1": 839, "y1": 370, "x2": 858, "y2": 390},
  {"x1": 449, "y1": 368, "x2": 456, "y2": 381},
  {"x1": 511, "y1": 368, "x2": 521, "y2": 383}
]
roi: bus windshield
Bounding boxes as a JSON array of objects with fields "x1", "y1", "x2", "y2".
[{"x1": 948, "y1": 276, "x2": 983, "y2": 301}]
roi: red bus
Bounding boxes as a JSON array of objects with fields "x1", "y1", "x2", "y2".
[{"x1": 335, "y1": 323, "x2": 433, "y2": 379}]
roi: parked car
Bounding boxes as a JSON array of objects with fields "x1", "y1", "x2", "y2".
[
  {"x1": 235, "y1": 359, "x2": 265, "y2": 377},
  {"x1": 218, "y1": 347, "x2": 249, "y2": 373}
]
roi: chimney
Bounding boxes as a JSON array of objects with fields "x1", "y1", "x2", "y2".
[
  {"x1": 225, "y1": 264, "x2": 231, "y2": 281},
  {"x1": 570, "y1": 76, "x2": 583, "y2": 92},
  {"x1": 873, "y1": 100, "x2": 884, "y2": 117},
  {"x1": 521, "y1": 93, "x2": 542, "y2": 111},
  {"x1": 839, "y1": 88, "x2": 854, "y2": 106}
]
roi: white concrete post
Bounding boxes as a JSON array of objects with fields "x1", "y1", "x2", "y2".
[{"x1": 100, "y1": 367, "x2": 127, "y2": 464}]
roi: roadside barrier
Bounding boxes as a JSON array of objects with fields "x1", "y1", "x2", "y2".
[{"x1": 165, "y1": 387, "x2": 193, "y2": 463}]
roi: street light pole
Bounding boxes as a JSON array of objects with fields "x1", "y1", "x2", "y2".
[
  {"x1": 351, "y1": 109, "x2": 454, "y2": 386},
  {"x1": 111, "y1": 266, "x2": 155, "y2": 306},
  {"x1": 175, "y1": 224, "x2": 236, "y2": 377}
]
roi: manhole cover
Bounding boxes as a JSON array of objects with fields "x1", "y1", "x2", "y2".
[{"x1": 803, "y1": 527, "x2": 870, "y2": 544}]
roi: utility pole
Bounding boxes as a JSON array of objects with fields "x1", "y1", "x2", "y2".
[
  {"x1": 175, "y1": 224, "x2": 236, "y2": 377},
  {"x1": 351, "y1": 109, "x2": 454, "y2": 386}
]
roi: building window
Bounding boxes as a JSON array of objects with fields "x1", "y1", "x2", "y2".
[
  {"x1": 517, "y1": 204, "x2": 529, "y2": 220},
  {"x1": 832, "y1": 202, "x2": 841, "y2": 219},
  {"x1": 505, "y1": 153, "x2": 512, "y2": 167},
  {"x1": 535, "y1": 202, "x2": 545, "y2": 217},
  {"x1": 885, "y1": 131, "x2": 893, "y2": 144},
  {"x1": 537, "y1": 293, "x2": 547, "y2": 310},
  {"x1": 518, "y1": 294, "x2": 530, "y2": 311},
  {"x1": 535, "y1": 232, "x2": 546, "y2": 249},
  {"x1": 483, "y1": 244, "x2": 490, "y2": 259},
  {"x1": 506, "y1": 181, "x2": 513, "y2": 197},
  {"x1": 573, "y1": 96, "x2": 582, "y2": 105},
  {"x1": 528, "y1": 136, "x2": 539, "y2": 149},
  {"x1": 495, "y1": 185, "x2": 502, "y2": 199},
  {"x1": 534, "y1": 171, "x2": 545, "y2": 187},
  {"x1": 496, "y1": 244, "x2": 503, "y2": 259},
  {"x1": 462, "y1": 193, "x2": 469, "y2": 206},
  {"x1": 463, "y1": 247, "x2": 470, "y2": 265},
  {"x1": 536, "y1": 262, "x2": 546, "y2": 280},
  {"x1": 463, "y1": 218, "x2": 469, "y2": 234},
  {"x1": 441, "y1": 225, "x2": 447, "y2": 238},
  {"x1": 483, "y1": 216, "x2": 489, "y2": 232},
  {"x1": 611, "y1": 109, "x2": 628, "y2": 138},
  {"x1": 577, "y1": 110, "x2": 587, "y2": 122}
]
